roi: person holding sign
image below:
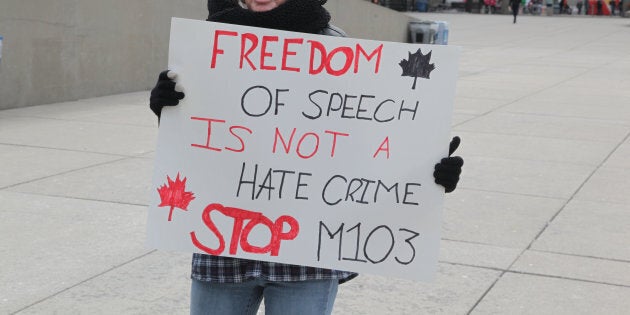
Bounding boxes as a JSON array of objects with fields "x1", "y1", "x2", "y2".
[{"x1": 149, "y1": 0, "x2": 464, "y2": 314}]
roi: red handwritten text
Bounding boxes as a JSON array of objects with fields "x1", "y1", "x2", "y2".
[
  {"x1": 190, "y1": 117, "x2": 253, "y2": 153},
  {"x1": 273, "y1": 128, "x2": 350, "y2": 159},
  {"x1": 190, "y1": 203, "x2": 299, "y2": 256},
  {"x1": 210, "y1": 29, "x2": 383, "y2": 76}
]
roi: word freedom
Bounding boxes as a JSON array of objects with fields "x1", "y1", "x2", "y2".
[{"x1": 210, "y1": 29, "x2": 383, "y2": 76}]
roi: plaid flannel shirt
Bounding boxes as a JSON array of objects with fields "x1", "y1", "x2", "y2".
[{"x1": 191, "y1": 253, "x2": 357, "y2": 284}]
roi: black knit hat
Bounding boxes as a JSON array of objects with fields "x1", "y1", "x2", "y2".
[
  {"x1": 208, "y1": 0, "x2": 239, "y2": 15},
  {"x1": 206, "y1": 0, "x2": 331, "y2": 34},
  {"x1": 207, "y1": 0, "x2": 328, "y2": 15}
]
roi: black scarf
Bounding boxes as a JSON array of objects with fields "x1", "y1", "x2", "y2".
[{"x1": 207, "y1": 0, "x2": 331, "y2": 34}]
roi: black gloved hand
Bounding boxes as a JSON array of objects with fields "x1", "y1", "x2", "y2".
[
  {"x1": 434, "y1": 136, "x2": 464, "y2": 193},
  {"x1": 149, "y1": 70, "x2": 185, "y2": 119}
]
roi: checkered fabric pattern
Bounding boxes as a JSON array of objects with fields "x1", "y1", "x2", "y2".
[{"x1": 191, "y1": 254, "x2": 357, "y2": 284}]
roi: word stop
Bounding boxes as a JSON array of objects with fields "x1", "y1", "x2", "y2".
[{"x1": 190, "y1": 203, "x2": 299, "y2": 257}]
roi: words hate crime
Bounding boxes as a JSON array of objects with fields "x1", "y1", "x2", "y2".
[{"x1": 210, "y1": 29, "x2": 383, "y2": 76}]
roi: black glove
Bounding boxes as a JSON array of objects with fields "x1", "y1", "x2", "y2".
[
  {"x1": 149, "y1": 70, "x2": 185, "y2": 118},
  {"x1": 434, "y1": 136, "x2": 464, "y2": 193}
]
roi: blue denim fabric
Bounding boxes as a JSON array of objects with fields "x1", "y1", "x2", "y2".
[{"x1": 190, "y1": 278, "x2": 339, "y2": 315}]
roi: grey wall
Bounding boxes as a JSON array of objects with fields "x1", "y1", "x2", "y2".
[
  {"x1": 326, "y1": 0, "x2": 414, "y2": 42},
  {"x1": 0, "y1": 0, "x2": 412, "y2": 110}
]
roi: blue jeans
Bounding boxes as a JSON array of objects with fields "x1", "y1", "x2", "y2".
[{"x1": 190, "y1": 278, "x2": 339, "y2": 315}]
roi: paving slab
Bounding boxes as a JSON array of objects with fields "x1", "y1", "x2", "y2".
[
  {"x1": 442, "y1": 190, "x2": 564, "y2": 248},
  {"x1": 526, "y1": 84, "x2": 630, "y2": 109},
  {"x1": 603, "y1": 137, "x2": 630, "y2": 169},
  {"x1": 455, "y1": 112, "x2": 630, "y2": 142},
  {"x1": 0, "y1": 144, "x2": 123, "y2": 189},
  {"x1": 0, "y1": 92, "x2": 151, "y2": 125},
  {"x1": 452, "y1": 97, "x2": 509, "y2": 116},
  {"x1": 334, "y1": 263, "x2": 500, "y2": 314},
  {"x1": 0, "y1": 101, "x2": 89, "y2": 119},
  {"x1": 572, "y1": 166, "x2": 630, "y2": 205},
  {"x1": 76, "y1": 91, "x2": 150, "y2": 107},
  {"x1": 8, "y1": 157, "x2": 155, "y2": 206},
  {"x1": 461, "y1": 64, "x2": 590, "y2": 85},
  {"x1": 0, "y1": 116, "x2": 157, "y2": 156},
  {"x1": 455, "y1": 82, "x2": 527, "y2": 101},
  {"x1": 453, "y1": 131, "x2": 616, "y2": 165},
  {"x1": 500, "y1": 98, "x2": 630, "y2": 125},
  {"x1": 14, "y1": 251, "x2": 191, "y2": 315},
  {"x1": 439, "y1": 240, "x2": 521, "y2": 270},
  {"x1": 0, "y1": 191, "x2": 150, "y2": 314},
  {"x1": 511, "y1": 250, "x2": 630, "y2": 287},
  {"x1": 471, "y1": 273, "x2": 630, "y2": 315},
  {"x1": 532, "y1": 200, "x2": 630, "y2": 261},
  {"x1": 452, "y1": 113, "x2": 479, "y2": 125},
  {"x1": 458, "y1": 156, "x2": 594, "y2": 198},
  {"x1": 137, "y1": 151, "x2": 156, "y2": 160},
  {"x1": 75, "y1": 105, "x2": 157, "y2": 127},
  {"x1": 528, "y1": 51, "x2": 619, "y2": 67},
  {"x1": 562, "y1": 73, "x2": 630, "y2": 90}
]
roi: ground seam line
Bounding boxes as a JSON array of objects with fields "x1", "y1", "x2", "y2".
[{"x1": 11, "y1": 250, "x2": 158, "y2": 314}]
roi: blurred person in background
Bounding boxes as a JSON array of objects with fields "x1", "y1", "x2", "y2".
[{"x1": 511, "y1": 0, "x2": 522, "y2": 22}]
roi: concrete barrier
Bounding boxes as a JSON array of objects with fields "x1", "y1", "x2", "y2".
[
  {"x1": 0, "y1": 0, "x2": 207, "y2": 110},
  {"x1": 327, "y1": 0, "x2": 415, "y2": 42},
  {"x1": 0, "y1": 0, "x2": 412, "y2": 110}
]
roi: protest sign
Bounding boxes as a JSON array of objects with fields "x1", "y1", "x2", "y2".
[{"x1": 147, "y1": 17, "x2": 460, "y2": 281}]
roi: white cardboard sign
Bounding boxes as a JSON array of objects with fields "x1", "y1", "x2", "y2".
[{"x1": 147, "y1": 18, "x2": 460, "y2": 282}]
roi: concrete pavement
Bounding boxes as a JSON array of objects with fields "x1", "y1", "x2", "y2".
[{"x1": 1, "y1": 13, "x2": 629, "y2": 314}]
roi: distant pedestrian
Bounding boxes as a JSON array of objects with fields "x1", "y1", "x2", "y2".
[
  {"x1": 545, "y1": 0, "x2": 553, "y2": 15},
  {"x1": 483, "y1": 0, "x2": 497, "y2": 13},
  {"x1": 597, "y1": 0, "x2": 603, "y2": 15},
  {"x1": 577, "y1": 0, "x2": 583, "y2": 13},
  {"x1": 610, "y1": 0, "x2": 616, "y2": 15},
  {"x1": 510, "y1": 0, "x2": 521, "y2": 22},
  {"x1": 564, "y1": 0, "x2": 570, "y2": 13}
]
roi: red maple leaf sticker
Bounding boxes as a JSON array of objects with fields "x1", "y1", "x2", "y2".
[{"x1": 157, "y1": 173, "x2": 195, "y2": 221}]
